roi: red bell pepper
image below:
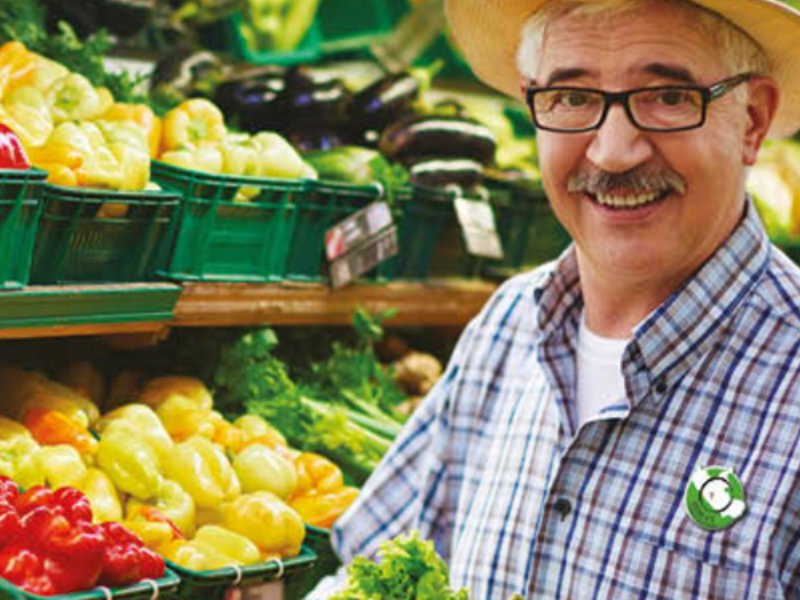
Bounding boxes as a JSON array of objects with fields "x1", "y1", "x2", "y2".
[
  {"x1": 0, "y1": 546, "x2": 55, "y2": 596},
  {"x1": 0, "y1": 475, "x2": 18, "y2": 506},
  {"x1": 15, "y1": 485, "x2": 94, "y2": 525},
  {"x1": 98, "y1": 521, "x2": 165, "y2": 587},
  {"x1": 0, "y1": 123, "x2": 29, "y2": 169}
]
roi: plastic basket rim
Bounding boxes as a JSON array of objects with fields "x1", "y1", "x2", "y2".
[
  {"x1": 308, "y1": 178, "x2": 384, "y2": 198},
  {"x1": 0, "y1": 166, "x2": 48, "y2": 180},
  {"x1": 0, "y1": 568, "x2": 181, "y2": 600},
  {"x1": 151, "y1": 160, "x2": 308, "y2": 191},
  {"x1": 164, "y1": 544, "x2": 317, "y2": 585},
  {"x1": 42, "y1": 183, "x2": 181, "y2": 204}
]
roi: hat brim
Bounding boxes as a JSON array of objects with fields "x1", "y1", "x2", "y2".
[{"x1": 445, "y1": 0, "x2": 800, "y2": 138}]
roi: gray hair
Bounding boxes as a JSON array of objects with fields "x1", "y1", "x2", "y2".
[{"x1": 516, "y1": 0, "x2": 770, "y2": 86}]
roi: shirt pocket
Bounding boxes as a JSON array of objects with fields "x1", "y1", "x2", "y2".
[{"x1": 624, "y1": 514, "x2": 783, "y2": 599}]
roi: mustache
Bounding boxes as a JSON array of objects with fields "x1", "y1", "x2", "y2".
[{"x1": 567, "y1": 167, "x2": 687, "y2": 196}]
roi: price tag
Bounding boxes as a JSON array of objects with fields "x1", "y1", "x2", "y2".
[
  {"x1": 453, "y1": 196, "x2": 504, "y2": 259},
  {"x1": 325, "y1": 201, "x2": 394, "y2": 261},
  {"x1": 329, "y1": 226, "x2": 399, "y2": 288},
  {"x1": 326, "y1": 201, "x2": 398, "y2": 288}
]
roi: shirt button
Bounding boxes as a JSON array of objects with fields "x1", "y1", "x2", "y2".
[
  {"x1": 553, "y1": 497, "x2": 572, "y2": 520},
  {"x1": 654, "y1": 377, "x2": 668, "y2": 394},
  {"x1": 629, "y1": 345, "x2": 641, "y2": 361}
]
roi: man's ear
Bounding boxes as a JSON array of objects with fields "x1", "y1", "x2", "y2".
[
  {"x1": 743, "y1": 76, "x2": 780, "y2": 165},
  {"x1": 519, "y1": 75, "x2": 533, "y2": 98}
]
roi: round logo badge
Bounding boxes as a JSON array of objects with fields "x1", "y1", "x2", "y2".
[{"x1": 684, "y1": 465, "x2": 747, "y2": 531}]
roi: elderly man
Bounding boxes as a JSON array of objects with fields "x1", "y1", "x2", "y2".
[{"x1": 309, "y1": 0, "x2": 800, "y2": 597}]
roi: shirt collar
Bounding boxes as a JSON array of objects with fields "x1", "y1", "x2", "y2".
[
  {"x1": 533, "y1": 197, "x2": 771, "y2": 404},
  {"x1": 632, "y1": 198, "x2": 771, "y2": 400}
]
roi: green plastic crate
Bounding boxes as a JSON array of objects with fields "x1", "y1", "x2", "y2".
[
  {"x1": 0, "y1": 167, "x2": 46, "y2": 290},
  {"x1": 480, "y1": 177, "x2": 571, "y2": 278},
  {"x1": 0, "y1": 569, "x2": 181, "y2": 600},
  {"x1": 166, "y1": 544, "x2": 317, "y2": 600},
  {"x1": 317, "y1": 0, "x2": 408, "y2": 54},
  {"x1": 388, "y1": 184, "x2": 479, "y2": 280},
  {"x1": 29, "y1": 185, "x2": 179, "y2": 285},
  {"x1": 198, "y1": 12, "x2": 323, "y2": 66},
  {"x1": 284, "y1": 526, "x2": 340, "y2": 600},
  {"x1": 285, "y1": 180, "x2": 382, "y2": 282},
  {"x1": 151, "y1": 161, "x2": 304, "y2": 283}
]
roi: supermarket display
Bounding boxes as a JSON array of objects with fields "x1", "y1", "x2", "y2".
[{"x1": 0, "y1": 0, "x2": 799, "y2": 598}]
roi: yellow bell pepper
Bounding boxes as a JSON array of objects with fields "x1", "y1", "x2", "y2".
[
  {"x1": 234, "y1": 414, "x2": 288, "y2": 449},
  {"x1": 95, "y1": 403, "x2": 174, "y2": 462},
  {"x1": 289, "y1": 486, "x2": 360, "y2": 530},
  {"x1": 161, "y1": 539, "x2": 233, "y2": 571},
  {"x1": 210, "y1": 416, "x2": 247, "y2": 454},
  {"x1": 126, "y1": 479, "x2": 196, "y2": 538},
  {"x1": 23, "y1": 407, "x2": 98, "y2": 457},
  {"x1": 156, "y1": 396, "x2": 217, "y2": 442},
  {"x1": 233, "y1": 443, "x2": 297, "y2": 499},
  {"x1": 102, "y1": 102, "x2": 162, "y2": 159},
  {"x1": 164, "y1": 436, "x2": 240, "y2": 508},
  {"x1": 78, "y1": 467, "x2": 123, "y2": 523},
  {"x1": 222, "y1": 491, "x2": 305, "y2": 558},
  {"x1": 0, "y1": 41, "x2": 37, "y2": 98},
  {"x1": 220, "y1": 134, "x2": 259, "y2": 177},
  {"x1": 160, "y1": 98, "x2": 227, "y2": 152},
  {"x1": 38, "y1": 444, "x2": 88, "y2": 488},
  {"x1": 55, "y1": 361, "x2": 105, "y2": 406},
  {"x1": 6, "y1": 50, "x2": 68, "y2": 94},
  {"x1": 292, "y1": 452, "x2": 344, "y2": 497},
  {"x1": 4, "y1": 373, "x2": 100, "y2": 431},
  {"x1": 0, "y1": 415, "x2": 45, "y2": 488},
  {"x1": 96, "y1": 427, "x2": 164, "y2": 500},
  {"x1": 194, "y1": 525, "x2": 262, "y2": 565},
  {"x1": 122, "y1": 518, "x2": 181, "y2": 554},
  {"x1": 250, "y1": 132, "x2": 317, "y2": 179},
  {"x1": 48, "y1": 73, "x2": 107, "y2": 122},
  {"x1": 0, "y1": 86, "x2": 53, "y2": 149},
  {"x1": 106, "y1": 369, "x2": 145, "y2": 410},
  {"x1": 159, "y1": 145, "x2": 223, "y2": 174},
  {"x1": 137, "y1": 376, "x2": 214, "y2": 411}
]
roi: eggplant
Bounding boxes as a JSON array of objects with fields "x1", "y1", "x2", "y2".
[
  {"x1": 349, "y1": 72, "x2": 421, "y2": 130},
  {"x1": 214, "y1": 72, "x2": 286, "y2": 133},
  {"x1": 150, "y1": 47, "x2": 222, "y2": 97},
  {"x1": 280, "y1": 67, "x2": 352, "y2": 125},
  {"x1": 409, "y1": 157, "x2": 484, "y2": 189},
  {"x1": 379, "y1": 114, "x2": 497, "y2": 166}
]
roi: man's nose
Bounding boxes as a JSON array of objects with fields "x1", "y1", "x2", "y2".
[{"x1": 585, "y1": 104, "x2": 654, "y2": 173}]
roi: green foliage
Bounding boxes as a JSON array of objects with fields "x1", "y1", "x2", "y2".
[
  {"x1": 0, "y1": 4, "x2": 146, "y2": 104},
  {"x1": 331, "y1": 531, "x2": 469, "y2": 600}
]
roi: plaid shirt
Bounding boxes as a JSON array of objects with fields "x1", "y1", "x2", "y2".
[{"x1": 322, "y1": 200, "x2": 800, "y2": 599}]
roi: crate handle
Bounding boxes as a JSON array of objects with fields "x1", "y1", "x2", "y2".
[
  {"x1": 142, "y1": 578, "x2": 159, "y2": 600},
  {"x1": 98, "y1": 586, "x2": 112, "y2": 600},
  {"x1": 370, "y1": 181, "x2": 385, "y2": 200},
  {"x1": 231, "y1": 564, "x2": 243, "y2": 586},
  {"x1": 272, "y1": 558, "x2": 284, "y2": 579}
]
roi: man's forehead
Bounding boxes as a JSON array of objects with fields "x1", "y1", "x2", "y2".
[{"x1": 533, "y1": 5, "x2": 722, "y2": 84}]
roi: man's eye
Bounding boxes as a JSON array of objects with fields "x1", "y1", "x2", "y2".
[
  {"x1": 558, "y1": 92, "x2": 591, "y2": 107},
  {"x1": 656, "y1": 89, "x2": 689, "y2": 106}
]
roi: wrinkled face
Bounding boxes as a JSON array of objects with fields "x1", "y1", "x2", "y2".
[{"x1": 531, "y1": 3, "x2": 765, "y2": 284}]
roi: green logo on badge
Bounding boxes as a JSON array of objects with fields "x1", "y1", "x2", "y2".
[{"x1": 684, "y1": 466, "x2": 746, "y2": 530}]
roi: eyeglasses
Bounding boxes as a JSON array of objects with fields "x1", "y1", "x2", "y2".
[{"x1": 524, "y1": 73, "x2": 751, "y2": 133}]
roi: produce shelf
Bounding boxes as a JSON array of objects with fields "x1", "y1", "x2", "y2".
[
  {"x1": 0, "y1": 283, "x2": 181, "y2": 339},
  {"x1": 173, "y1": 280, "x2": 496, "y2": 327},
  {"x1": 0, "y1": 280, "x2": 496, "y2": 338}
]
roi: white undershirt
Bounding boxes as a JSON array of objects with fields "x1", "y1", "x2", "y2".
[{"x1": 576, "y1": 311, "x2": 630, "y2": 426}]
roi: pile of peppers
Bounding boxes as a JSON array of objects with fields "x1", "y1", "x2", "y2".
[{"x1": 0, "y1": 477, "x2": 164, "y2": 596}]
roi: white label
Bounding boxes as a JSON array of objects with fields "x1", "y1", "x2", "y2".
[
  {"x1": 454, "y1": 197, "x2": 504, "y2": 259},
  {"x1": 325, "y1": 201, "x2": 394, "y2": 261}
]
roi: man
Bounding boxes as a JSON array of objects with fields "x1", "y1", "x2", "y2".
[{"x1": 310, "y1": 0, "x2": 800, "y2": 597}]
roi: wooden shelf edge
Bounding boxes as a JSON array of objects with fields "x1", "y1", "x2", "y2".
[{"x1": 173, "y1": 280, "x2": 497, "y2": 327}]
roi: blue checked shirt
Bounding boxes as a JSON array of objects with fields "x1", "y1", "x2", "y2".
[{"x1": 319, "y1": 200, "x2": 800, "y2": 599}]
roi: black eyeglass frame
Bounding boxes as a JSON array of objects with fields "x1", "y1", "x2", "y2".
[{"x1": 524, "y1": 72, "x2": 752, "y2": 133}]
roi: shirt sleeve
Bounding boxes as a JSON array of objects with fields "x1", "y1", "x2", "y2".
[{"x1": 326, "y1": 316, "x2": 479, "y2": 567}]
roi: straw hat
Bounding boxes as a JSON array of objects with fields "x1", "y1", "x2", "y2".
[{"x1": 445, "y1": 0, "x2": 800, "y2": 137}]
